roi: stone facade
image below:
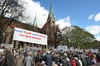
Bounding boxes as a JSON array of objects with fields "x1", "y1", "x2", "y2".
[
  {"x1": 1, "y1": 16, "x2": 61, "y2": 49},
  {"x1": 1, "y1": 17, "x2": 45, "y2": 49},
  {"x1": 1, "y1": 4, "x2": 61, "y2": 48}
]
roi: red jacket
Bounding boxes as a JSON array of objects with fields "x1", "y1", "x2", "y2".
[{"x1": 70, "y1": 60, "x2": 76, "y2": 66}]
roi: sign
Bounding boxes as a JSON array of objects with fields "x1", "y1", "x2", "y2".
[
  {"x1": 57, "y1": 45, "x2": 68, "y2": 51},
  {"x1": 0, "y1": 49, "x2": 4, "y2": 52},
  {"x1": 1, "y1": 44, "x2": 13, "y2": 48},
  {"x1": 13, "y1": 27, "x2": 47, "y2": 45}
]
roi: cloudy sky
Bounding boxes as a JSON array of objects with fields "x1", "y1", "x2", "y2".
[{"x1": 20, "y1": 0, "x2": 100, "y2": 41}]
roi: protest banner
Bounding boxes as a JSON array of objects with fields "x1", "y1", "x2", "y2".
[{"x1": 13, "y1": 27, "x2": 47, "y2": 45}]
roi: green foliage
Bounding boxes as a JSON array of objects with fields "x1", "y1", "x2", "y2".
[{"x1": 62, "y1": 26, "x2": 97, "y2": 49}]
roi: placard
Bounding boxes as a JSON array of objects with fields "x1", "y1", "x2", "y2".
[{"x1": 13, "y1": 27, "x2": 47, "y2": 45}]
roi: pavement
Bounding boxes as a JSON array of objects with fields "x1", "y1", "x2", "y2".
[{"x1": 96, "y1": 63, "x2": 100, "y2": 66}]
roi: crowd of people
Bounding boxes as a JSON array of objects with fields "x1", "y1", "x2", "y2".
[{"x1": 0, "y1": 46, "x2": 100, "y2": 66}]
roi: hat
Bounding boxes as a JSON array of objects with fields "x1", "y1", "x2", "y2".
[
  {"x1": 66, "y1": 58, "x2": 70, "y2": 61},
  {"x1": 64, "y1": 53, "x2": 67, "y2": 56},
  {"x1": 74, "y1": 57, "x2": 78, "y2": 60}
]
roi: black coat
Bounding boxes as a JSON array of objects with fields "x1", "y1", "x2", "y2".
[
  {"x1": 45, "y1": 54, "x2": 52, "y2": 66},
  {"x1": 5, "y1": 52, "x2": 15, "y2": 66},
  {"x1": 96, "y1": 53, "x2": 100, "y2": 62},
  {"x1": 66, "y1": 61, "x2": 72, "y2": 66}
]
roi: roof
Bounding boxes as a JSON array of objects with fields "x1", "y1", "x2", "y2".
[
  {"x1": 42, "y1": 21, "x2": 48, "y2": 29},
  {"x1": 2, "y1": 17, "x2": 42, "y2": 33}
]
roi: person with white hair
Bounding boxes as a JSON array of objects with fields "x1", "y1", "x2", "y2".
[
  {"x1": 66, "y1": 57, "x2": 72, "y2": 66},
  {"x1": 40, "y1": 61, "x2": 46, "y2": 66},
  {"x1": 74, "y1": 57, "x2": 81, "y2": 66}
]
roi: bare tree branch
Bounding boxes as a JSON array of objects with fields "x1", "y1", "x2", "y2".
[{"x1": 0, "y1": 0, "x2": 24, "y2": 43}]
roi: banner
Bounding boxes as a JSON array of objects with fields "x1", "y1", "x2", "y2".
[{"x1": 13, "y1": 27, "x2": 47, "y2": 45}]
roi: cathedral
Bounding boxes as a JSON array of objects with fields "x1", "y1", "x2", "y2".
[{"x1": 0, "y1": 4, "x2": 61, "y2": 49}]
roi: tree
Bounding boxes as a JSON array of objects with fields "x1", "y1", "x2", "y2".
[
  {"x1": 0, "y1": 0, "x2": 24, "y2": 43},
  {"x1": 62, "y1": 26, "x2": 97, "y2": 49}
]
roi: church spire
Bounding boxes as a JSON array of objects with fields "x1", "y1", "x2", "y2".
[
  {"x1": 42, "y1": 1, "x2": 55, "y2": 28},
  {"x1": 49, "y1": 2, "x2": 54, "y2": 18},
  {"x1": 33, "y1": 14, "x2": 38, "y2": 27}
]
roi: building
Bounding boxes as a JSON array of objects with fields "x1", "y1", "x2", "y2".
[
  {"x1": 0, "y1": 3, "x2": 61, "y2": 49},
  {"x1": 42, "y1": 3, "x2": 61, "y2": 48},
  {"x1": 1, "y1": 17, "x2": 45, "y2": 49}
]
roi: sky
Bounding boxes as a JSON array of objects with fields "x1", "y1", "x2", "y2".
[{"x1": 18, "y1": 0, "x2": 100, "y2": 41}]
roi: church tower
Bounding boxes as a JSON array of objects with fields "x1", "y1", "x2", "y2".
[{"x1": 42, "y1": 3, "x2": 61, "y2": 47}]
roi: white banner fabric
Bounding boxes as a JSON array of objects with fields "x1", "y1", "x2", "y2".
[{"x1": 13, "y1": 27, "x2": 47, "y2": 45}]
